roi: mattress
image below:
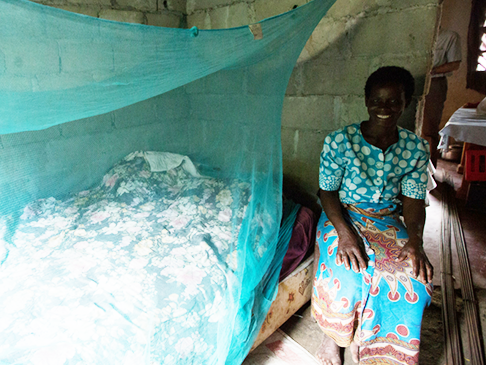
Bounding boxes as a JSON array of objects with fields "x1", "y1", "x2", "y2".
[
  {"x1": 250, "y1": 255, "x2": 314, "y2": 351},
  {"x1": 0, "y1": 152, "x2": 252, "y2": 364}
]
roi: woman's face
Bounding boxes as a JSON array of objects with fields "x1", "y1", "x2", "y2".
[{"x1": 365, "y1": 82, "x2": 407, "y2": 127}]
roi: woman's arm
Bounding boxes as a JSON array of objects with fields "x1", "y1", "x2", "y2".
[
  {"x1": 397, "y1": 196, "x2": 434, "y2": 283},
  {"x1": 319, "y1": 189, "x2": 369, "y2": 273}
]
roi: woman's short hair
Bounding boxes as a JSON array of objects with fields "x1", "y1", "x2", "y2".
[{"x1": 365, "y1": 66, "x2": 415, "y2": 104}]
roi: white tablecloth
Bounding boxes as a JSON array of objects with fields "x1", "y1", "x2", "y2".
[{"x1": 438, "y1": 107, "x2": 486, "y2": 149}]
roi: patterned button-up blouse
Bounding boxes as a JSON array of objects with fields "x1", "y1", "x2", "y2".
[{"x1": 319, "y1": 122, "x2": 430, "y2": 204}]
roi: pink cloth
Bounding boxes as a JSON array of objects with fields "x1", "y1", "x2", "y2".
[{"x1": 279, "y1": 206, "x2": 316, "y2": 281}]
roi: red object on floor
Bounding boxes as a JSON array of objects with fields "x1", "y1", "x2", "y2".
[{"x1": 465, "y1": 150, "x2": 486, "y2": 181}]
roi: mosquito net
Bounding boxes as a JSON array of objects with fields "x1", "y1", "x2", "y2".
[{"x1": 0, "y1": 0, "x2": 335, "y2": 363}]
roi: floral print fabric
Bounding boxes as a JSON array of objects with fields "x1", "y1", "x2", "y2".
[
  {"x1": 319, "y1": 123, "x2": 430, "y2": 204},
  {"x1": 312, "y1": 203, "x2": 433, "y2": 365},
  {"x1": 0, "y1": 152, "x2": 250, "y2": 365}
]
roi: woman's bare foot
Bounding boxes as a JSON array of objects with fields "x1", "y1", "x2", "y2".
[
  {"x1": 350, "y1": 340, "x2": 359, "y2": 363},
  {"x1": 315, "y1": 334, "x2": 342, "y2": 365}
]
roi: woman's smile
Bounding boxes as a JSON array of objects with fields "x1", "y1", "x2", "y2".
[{"x1": 365, "y1": 82, "x2": 407, "y2": 127}]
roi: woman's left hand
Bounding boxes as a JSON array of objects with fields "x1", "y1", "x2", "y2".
[{"x1": 396, "y1": 240, "x2": 433, "y2": 283}]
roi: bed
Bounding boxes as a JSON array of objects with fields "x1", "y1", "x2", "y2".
[
  {"x1": 0, "y1": 151, "x2": 255, "y2": 364},
  {"x1": 0, "y1": 1, "x2": 335, "y2": 363},
  {"x1": 0, "y1": 150, "x2": 317, "y2": 364}
]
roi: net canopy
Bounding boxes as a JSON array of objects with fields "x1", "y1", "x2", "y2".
[{"x1": 0, "y1": 0, "x2": 335, "y2": 363}]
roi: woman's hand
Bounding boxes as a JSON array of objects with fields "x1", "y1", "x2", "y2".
[
  {"x1": 318, "y1": 189, "x2": 369, "y2": 273},
  {"x1": 397, "y1": 240, "x2": 433, "y2": 283},
  {"x1": 400, "y1": 196, "x2": 433, "y2": 283},
  {"x1": 336, "y1": 230, "x2": 369, "y2": 273}
]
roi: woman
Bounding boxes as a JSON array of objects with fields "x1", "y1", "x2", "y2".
[{"x1": 312, "y1": 66, "x2": 434, "y2": 365}]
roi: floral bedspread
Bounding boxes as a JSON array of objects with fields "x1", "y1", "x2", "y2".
[{"x1": 0, "y1": 152, "x2": 251, "y2": 365}]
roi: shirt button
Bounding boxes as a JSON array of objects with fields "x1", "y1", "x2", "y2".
[
  {"x1": 375, "y1": 178, "x2": 382, "y2": 184},
  {"x1": 376, "y1": 162, "x2": 383, "y2": 168}
]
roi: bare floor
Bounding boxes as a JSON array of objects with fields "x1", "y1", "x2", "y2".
[{"x1": 249, "y1": 158, "x2": 486, "y2": 364}]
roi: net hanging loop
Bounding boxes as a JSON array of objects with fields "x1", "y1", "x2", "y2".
[{"x1": 190, "y1": 26, "x2": 199, "y2": 37}]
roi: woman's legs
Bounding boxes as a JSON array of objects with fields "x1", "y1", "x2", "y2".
[{"x1": 312, "y1": 213, "x2": 366, "y2": 364}]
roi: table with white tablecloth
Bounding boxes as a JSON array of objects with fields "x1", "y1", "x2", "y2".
[{"x1": 439, "y1": 107, "x2": 486, "y2": 149}]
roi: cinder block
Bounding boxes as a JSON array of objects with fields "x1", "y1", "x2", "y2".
[
  {"x1": 349, "y1": 8, "x2": 438, "y2": 56},
  {"x1": 325, "y1": 0, "x2": 367, "y2": 19},
  {"x1": 33, "y1": 72, "x2": 105, "y2": 92},
  {"x1": 1, "y1": 41, "x2": 59, "y2": 75},
  {"x1": 112, "y1": 42, "x2": 157, "y2": 72},
  {"x1": 281, "y1": 127, "x2": 298, "y2": 160},
  {"x1": 1, "y1": 126, "x2": 62, "y2": 148},
  {"x1": 33, "y1": 0, "x2": 111, "y2": 6},
  {"x1": 189, "y1": 94, "x2": 240, "y2": 120},
  {"x1": 0, "y1": 75, "x2": 32, "y2": 92},
  {"x1": 398, "y1": 99, "x2": 418, "y2": 131},
  {"x1": 53, "y1": 5, "x2": 100, "y2": 18},
  {"x1": 208, "y1": 6, "x2": 229, "y2": 29},
  {"x1": 253, "y1": 0, "x2": 307, "y2": 22},
  {"x1": 374, "y1": 0, "x2": 440, "y2": 8},
  {"x1": 183, "y1": 76, "x2": 208, "y2": 94},
  {"x1": 294, "y1": 129, "x2": 327, "y2": 162},
  {"x1": 333, "y1": 95, "x2": 368, "y2": 130},
  {"x1": 146, "y1": 12, "x2": 182, "y2": 28},
  {"x1": 298, "y1": 17, "x2": 349, "y2": 63},
  {"x1": 187, "y1": 10, "x2": 210, "y2": 29},
  {"x1": 59, "y1": 41, "x2": 113, "y2": 73},
  {"x1": 99, "y1": 9, "x2": 145, "y2": 24},
  {"x1": 116, "y1": 0, "x2": 157, "y2": 12},
  {"x1": 60, "y1": 112, "x2": 114, "y2": 138},
  {"x1": 187, "y1": 0, "x2": 235, "y2": 14},
  {"x1": 302, "y1": 56, "x2": 372, "y2": 96},
  {"x1": 154, "y1": 92, "x2": 190, "y2": 120},
  {"x1": 0, "y1": 143, "x2": 48, "y2": 183},
  {"x1": 227, "y1": 2, "x2": 250, "y2": 28},
  {"x1": 282, "y1": 158, "x2": 320, "y2": 196},
  {"x1": 163, "y1": 0, "x2": 187, "y2": 13},
  {"x1": 202, "y1": 69, "x2": 245, "y2": 95},
  {"x1": 286, "y1": 65, "x2": 304, "y2": 96},
  {"x1": 114, "y1": 98, "x2": 157, "y2": 129},
  {"x1": 281, "y1": 95, "x2": 334, "y2": 130}
]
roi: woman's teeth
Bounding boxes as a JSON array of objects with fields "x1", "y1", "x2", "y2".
[{"x1": 377, "y1": 114, "x2": 391, "y2": 119}]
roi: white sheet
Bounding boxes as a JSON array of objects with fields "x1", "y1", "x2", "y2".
[{"x1": 439, "y1": 107, "x2": 486, "y2": 150}]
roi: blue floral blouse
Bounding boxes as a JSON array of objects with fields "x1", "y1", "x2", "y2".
[{"x1": 319, "y1": 122, "x2": 430, "y2": 204}]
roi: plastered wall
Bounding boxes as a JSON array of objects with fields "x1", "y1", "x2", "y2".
[{"x1": 187, "y1": 0, "x2": 441, "y2": 196}]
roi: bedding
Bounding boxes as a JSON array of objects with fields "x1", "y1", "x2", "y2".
[{"x1": 0, "y1": 152, "x2": 252, "y2": 364}]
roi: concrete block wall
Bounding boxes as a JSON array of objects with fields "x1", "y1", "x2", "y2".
[
  {"x1": 187, "y1": 0, "x2": 440, "y2": 196},
  {"x1": 33, "y1": 0, "x2": 185, "y2": 27},
  {"x1": 1, "y1": 0, "x2": 441, "y2": 209},
  {"x1": 0, "y1": 0, "x2": 187, "y2": 209},
  {"x1": 0, "y1": 89, "x2": 190, "y2": 211}
]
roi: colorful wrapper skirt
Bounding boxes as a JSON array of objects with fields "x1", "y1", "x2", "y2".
[{"x1": 311, "y1": 202, "x2": 433, "y2": 365}]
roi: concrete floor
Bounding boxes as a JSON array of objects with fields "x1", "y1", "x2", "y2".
[{"x1": 250, "y1": 158, "x2": 486, "y2": 364}]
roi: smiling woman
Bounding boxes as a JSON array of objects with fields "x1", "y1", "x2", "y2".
[{"x1": 312, "y1": 67, "x2": 434, "y2": 365}]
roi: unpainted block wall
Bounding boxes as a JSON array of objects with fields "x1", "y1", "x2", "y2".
[
  {"x1": 33, "y1": 0, "x2": 186, "y2": 27},
  {"x1": 1, "y1": 0, "x2": 188, "y2": 209},
  {"x1": 187, "y1": 0, "x2": 440, "y2": 196},
  {"x1": 3, "y1": 0, "x2": 440, "y2": 207}
]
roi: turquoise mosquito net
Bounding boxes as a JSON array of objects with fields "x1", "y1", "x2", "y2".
[{"x1": 0, "y1": 0, "x2": 335, "y2": 363}]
